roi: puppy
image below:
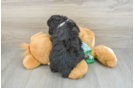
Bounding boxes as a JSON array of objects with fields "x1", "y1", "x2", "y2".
[{"x1": 47, "y1": 15, "x2": 88, "y2": 78}]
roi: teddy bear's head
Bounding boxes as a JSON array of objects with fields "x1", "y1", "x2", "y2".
[{"x1": 30, "y1": 32, "x2": 52, "y2": 64}]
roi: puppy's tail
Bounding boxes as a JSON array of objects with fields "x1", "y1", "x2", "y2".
[{"x1": 21, "y1": 43, "x2": 31, "y2": 56}]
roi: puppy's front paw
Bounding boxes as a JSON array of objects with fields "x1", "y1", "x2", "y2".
[
  {"x1": 62, "y1": 74, "x2": 68, "y2": 78},
  {"x1": 51, "y1": 68, "x2": 58, "y2": 73}
]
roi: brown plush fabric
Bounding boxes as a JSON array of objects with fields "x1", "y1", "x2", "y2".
[
  {"x1": 79, "y1": 26, "x2": 93, "y2": 49},
  {"x1": 91, "y1": 45, "x2": 117, "y2": 67},
  {"x1": 23, "y1": 54, "x2": 41, "y2": 69},
  {"x1": 30, "y1": 33, "x2": 52, "y2": 64}
]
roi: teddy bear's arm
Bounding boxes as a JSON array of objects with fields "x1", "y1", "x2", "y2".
[{"x1": 23, "y1": 55, "x2": 41, "y2": 69}]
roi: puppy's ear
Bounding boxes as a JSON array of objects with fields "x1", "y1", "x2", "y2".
[{"x1": 72, "y1": 26, "x2": 80, "y2": 35}]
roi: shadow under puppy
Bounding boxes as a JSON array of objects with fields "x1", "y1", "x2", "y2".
[{"x1": 47, "y1": 15, "x2": 88, "y2": 78}]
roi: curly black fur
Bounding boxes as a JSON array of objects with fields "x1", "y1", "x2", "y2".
[{"x1": 47, "y1": 15, "x2": 86, "y2": 78}]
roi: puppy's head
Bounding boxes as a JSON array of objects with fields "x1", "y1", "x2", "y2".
[
  {"x1": 48, "y1": 15, "x2": 80, "y2": 41},
  {"x1": 47, "y1": 15, "x2": 67, "y2": 35}
]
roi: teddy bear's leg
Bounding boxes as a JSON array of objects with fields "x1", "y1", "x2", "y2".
[
  {"x1": 68, "y1": 60, "x2": 88, "y2": 79},
  {"x1": 91, "y1": 45, "x2": 117, "y2": 67},
  {"x1": 23, "y1": 54, "x2": 41, "y2": 69}
]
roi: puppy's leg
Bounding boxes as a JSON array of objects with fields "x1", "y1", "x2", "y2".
[
  {"x1": 62, "y1": 68, "x2": 72, "y2": 78},
  {"x1": 51, "y1": 68, "x2": 58, "y2": 72},
  {"x1": 50, "y1": 64, "x2": 58, "y2": 73}
]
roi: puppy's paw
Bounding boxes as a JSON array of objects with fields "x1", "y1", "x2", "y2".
[
  {"x1": 62, "y1": 74, "x2": 68, "y2": 78},
  {"x1": 51, "y1": 68, "x2": 58, "y2": 73}
]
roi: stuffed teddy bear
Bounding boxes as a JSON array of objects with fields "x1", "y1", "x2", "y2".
[{"x1": 21, "y1": 26, "x2": 117, "y2": 79}]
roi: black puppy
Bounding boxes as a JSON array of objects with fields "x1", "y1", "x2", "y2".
[{"x1": 47, "y1": 15, "x2": 88, "y2": 78}]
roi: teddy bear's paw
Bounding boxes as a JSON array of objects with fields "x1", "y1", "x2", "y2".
[
  {"x1": 104, "y1": 46, "x2": 117, "y2": 67},
  {"x1": 94, "y1": 45, "x2": 117, "y2": 67},
  {"x1": 68, "y1": 60, "x2": 88, "y2": 79},
  {"x1": 23, "y1": 55, "x2": 41, "y2": 69},
  {"x1": 105, "y1": 59, "x2": 117, "y2": 67}
]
